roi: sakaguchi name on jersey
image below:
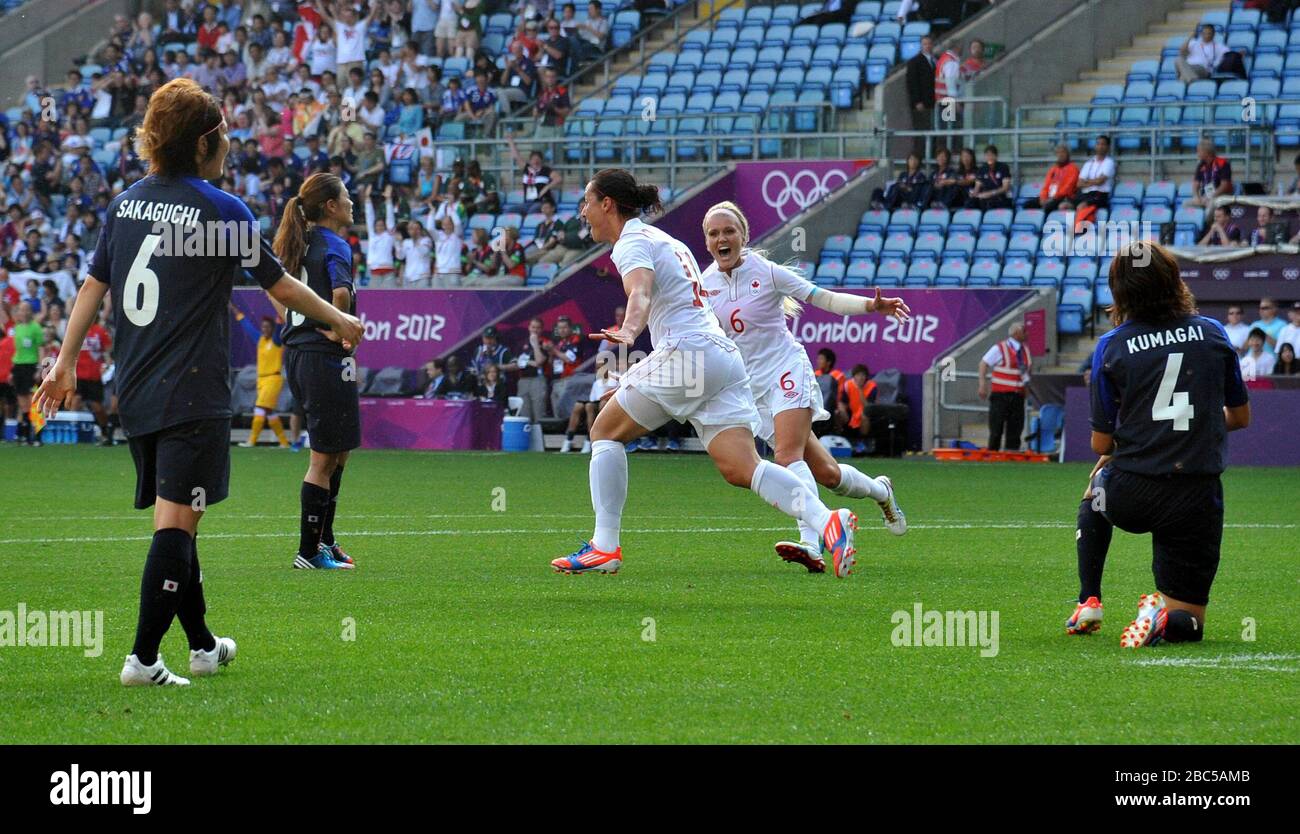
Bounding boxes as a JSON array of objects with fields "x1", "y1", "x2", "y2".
[
  {"x1": 1123, "y1": 323, "x2": 1206, "y2": 354},
  {"x1": 791, "y1": 313, "x2": 940, "y2": 346}
]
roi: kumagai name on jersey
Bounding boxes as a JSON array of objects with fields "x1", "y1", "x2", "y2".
[
  {"x1": 88, "y1": 174, "x2": 286, "y2": 437},
  {"x1": 1091, "y1": 315, "x2": 1248, "y2": 476},
  {"x1": 280, "y1": 226, "x2": 355, "y2": 355}
]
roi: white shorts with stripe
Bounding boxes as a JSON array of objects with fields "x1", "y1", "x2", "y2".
[
  {"x1": 748, "y1": 346, "x2": 830, "y2": 447},
  {"x1": 615, "y1": 332, "x2": 761, "y2": 449}
]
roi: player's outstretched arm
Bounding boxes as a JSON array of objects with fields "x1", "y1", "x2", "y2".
[
  {"x1": 268, "y1": 272, "x2": 363, "y2": 347},
  {"x1": 35, "y1": 276, "x2": 110, "y2": 417},
  {"x1": 594, "y1": 266, "x2": 653, "y2": 345},
  {"x1": 806, "y1": 286, "x2": 910, "y2": 320}
]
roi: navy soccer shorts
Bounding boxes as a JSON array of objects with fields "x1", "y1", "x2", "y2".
[
  {"x1": 128, "y1": 418, "x2": 232, "y2": 510},
  {"x1": 285, "y1": 348, "x2": 361, "y2": 454},
  {"x1": 1097, "y1": 467, "x2": 1224, "y2": 606}
]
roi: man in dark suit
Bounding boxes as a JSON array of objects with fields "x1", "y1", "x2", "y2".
[{"x1": 905, "y1": 35, "x2": 936, "y2": 156}]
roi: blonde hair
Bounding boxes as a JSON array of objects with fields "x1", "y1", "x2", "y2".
[{"x1": 703, "y1": 201, "x2": 803, "y2": 319}]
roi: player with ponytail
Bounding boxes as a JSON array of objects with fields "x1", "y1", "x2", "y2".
[
  {"x1": 699, "y1": 201, "x2": 911, "y2": 573},
  {"x1": 272, "y1": 173, "x2": 362, "y2": 570},
  {"x1": 550, "y1": 169, "x2": 862, "y2": 580}
]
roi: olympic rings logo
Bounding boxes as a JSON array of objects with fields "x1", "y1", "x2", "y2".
[
  {"x1": 1213, "y1": 268, "x2": 1231, "y2": 280},
  {"x1": 761, "y1": 168, "x2": 850, "y2": 221}
]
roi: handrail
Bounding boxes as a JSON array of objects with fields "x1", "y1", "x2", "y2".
[{"x1": 503, "y1": 2, "x2": 712, "y2": 121}]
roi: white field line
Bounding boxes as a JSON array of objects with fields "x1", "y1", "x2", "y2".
[
  {"x1": 1132, "y1": 653, "x2": 1300, "y2": 673},
  {"x1": 0, "y1": 520, "x2": 1293, "y2": 547}
]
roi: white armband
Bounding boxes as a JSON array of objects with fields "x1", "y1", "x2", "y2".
[{"x1": 807, "y1": 289, "x2": 871, "y2": 316}]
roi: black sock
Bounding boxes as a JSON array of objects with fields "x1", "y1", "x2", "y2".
[
  {"x1": 1165, "y1": 609, "x2": 1204, "y2": 642},
  {"x1": 299, "y1": 481, "x2": 331, "y2": 557},
  {"x1": 320, "y1": 466, "x2": 343, "y2": 547},
  {"x1": 1076, "y1": 497, "x2": 1112, "y2": 603},
  {"x1": 176, "y1": 534, "x2": 215, "y2": 653},
  {"x1": 106, "y1": 414, "x2": 118, "y2": 441},
  {"x1": 566, "y1": 430, "x2": 575, "y2": 441},
  {"x1": 131, "y1": 528, "x2": 193, "y2": 666},
  {"x1": 18, "y1": 413, "x2": 30, "y2": 442}
]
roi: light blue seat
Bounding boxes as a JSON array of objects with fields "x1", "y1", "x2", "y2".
[
  {"x1": 1011, "y1": 209, "x2": 1045, "y2": 233},
  {"x1": 843, "y1": 260, "x2": 876, "y2": 287},
  {"x1": 1006, "y1": 232, "x2": 1039, "y2": 260},
  {"x1": 941, "y1": 232, "x2": 976, "y2": 261},
  {"x1": 918, "y1": 208, "x2": 950, "y2": 234},
  {"x1": 938, "y1": 258, "x2": 969, "y2": 281},
  {"x1": 973, "y1": 231, "x2": 1007, "y2": 259},
  {"x1": 968, "y1": 259, "x2": 1001, "y2": 284},
  {"x1": 881, "y1": 232, "x2": 913, "y2": 259},
  {"x1": 887, "y1": 208, "x2": 919, "y2": 234},
  {"x1": 858, "y1": 209, "x2": 890, "y2": 234},
  {"x1": 949, "y1": 209, "x2": 982, "y2": 234}
]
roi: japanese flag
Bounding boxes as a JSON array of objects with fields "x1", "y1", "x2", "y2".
[{"x1": 414, "y1": 127, "x2": 435, "y2": 159}]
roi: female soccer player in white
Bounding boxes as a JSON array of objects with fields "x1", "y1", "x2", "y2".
[
  {"x1": 699, "y1": 202, "x2": 909, "y2": 573},
  {"x1": 550, "y1": 170, "x2": 860, "y2": 578}
]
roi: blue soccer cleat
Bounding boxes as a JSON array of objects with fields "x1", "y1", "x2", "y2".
[
  {"x1": 293, "y1": 550, "x2": 353, "y2": 570},
  {"x1": 322, "y1": 542, "x2": 354, "y2": 566},
  {"x1": 551, "y1": 540, "x2": 623, "y2": 574}
]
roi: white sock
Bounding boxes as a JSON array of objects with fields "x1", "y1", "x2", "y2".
[
  {"x1": 751, "y1": 460, "x2": 831, "y2": 533},
  {"x1": 786, "y1": 460, "x2": 823, "y2": 547},
  {"x1": 589, "y1": 439, "x2": 627, "y2": 552},
  {"x1": 833, "y1": 464, "x2": 889, "y2": 502}
]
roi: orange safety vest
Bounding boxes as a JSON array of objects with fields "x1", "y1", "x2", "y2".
[
  {"x1": 934, "y1": 50, "x2": 960, "y2": 100},
  {"x1": 990, "y1": 340, "x2": 1030, "y2": 395}
]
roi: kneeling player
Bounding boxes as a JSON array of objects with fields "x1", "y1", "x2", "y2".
[
  {"x1": 1070, "y1": 241, "x2": 1250, "y2": 647},
  {"x1": 271, "y1": 173, "x2": 362, "y2": 570}
]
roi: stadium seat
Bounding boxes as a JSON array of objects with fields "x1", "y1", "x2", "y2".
[
  {"x1": 1058, "y1": 304, "x2": 1086, "y2": 335},
  {"x1": 973, "y1": 232, "x2": 1007, "y2": 260},
  {"x1": 941, "y1": 232, "x2": 976, "y2": 262},
  {"x1": 918, "y1": 208, "x2": 950, "y2": 234},
  {"x1": 875, "y1": 258, "x2": 907, "y2": 285},
  {"x1": 967, "y1": 258, "x2": 1001, "y2": 284},
  {"x1": 913, "y1": 232, "x2": 944, "y2": 260},
  {"x1": 882, "y1": 232, "x2": 914, "y2": 260},
  {"x1": 844, "y1": 260, "x2": 876, "y2": 287},
  {"x1": 906, "y1": 259, "x2": 937, "y2": 286},
  {"x1": 851, "y1": 232, "x2": 884, "y2": 259},
  {"x1": 816, "y1": 260, "x2": 846, "y2": 286}
]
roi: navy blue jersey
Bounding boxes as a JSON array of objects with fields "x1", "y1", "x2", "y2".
[
  {"x1": 1091, "y1": 314, "x2": 1248, "y2": 476},
  {"x1": 88, "y1": 174, "x2": 286, "y2": 437},
  {"x1": 281, "y1": 226, "x2": 354, "y2": 355}
]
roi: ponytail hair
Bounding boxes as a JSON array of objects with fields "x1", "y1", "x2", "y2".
[
  {"x1": 703, "y1": 200, "x2": 803, "y2": 319},
  {"x1": 591, "y1": 168, "x2": 662, "y2": 219},
  {"x1": 272, "y1": 172, "x2": 345, "y2": 277}
]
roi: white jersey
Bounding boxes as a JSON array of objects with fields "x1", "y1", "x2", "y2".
[
  {"x1": 700, "y1": 252, "x2": 828, "y2": 441},
  {"x1": 700, "y1": 252, "x2": 817, "y2": 387},
  {"x1": 610, "y1": 217, "x2": 726, "y2": 348}
]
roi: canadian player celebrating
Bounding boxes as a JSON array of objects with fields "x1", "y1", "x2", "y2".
[
  {"x1": 700, "y1": 202, "x2": 909, "y2": 573},
  {"x1": 551, "y1": 170, "x2": 860, "y2": 578}
]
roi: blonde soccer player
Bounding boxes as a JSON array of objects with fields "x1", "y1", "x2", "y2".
[
  {"x1": 549, "y1": 169, "x2": 860, "y2": 578},
  {"x1": 699, "y1": 202, "x2": 909, "y2": 573}
]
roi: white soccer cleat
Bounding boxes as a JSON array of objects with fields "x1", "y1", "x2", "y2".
[
  {"x1": 875, "y1": 476, "x2": 907, "y2": 536},
  {"x1": 559, "y1": 439, "x2": 573, "y2": 453},
  {"x1": 579, "y1": 439, "x2": 592, "y2": 454},
  {"x1": 189, "y1": 636, "x2": 237, "y2": 677},
  {"x1": 775, "y1": 541, "x2": 826, "y2": 573},
  {"x1": 237, "y1": 441, "x2": 256, "y2": 448},
  {"x1": 120, "y1": 653, "x2": 190, "y2": 687}
]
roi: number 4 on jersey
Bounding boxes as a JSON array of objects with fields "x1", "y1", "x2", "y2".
[{"x1": 1152, "y1": 352, "x2": 1194, "y2": 431}]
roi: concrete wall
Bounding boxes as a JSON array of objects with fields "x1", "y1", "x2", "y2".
[
  {"x1": 879, "y1": 0, "x2": 1182, "y2": 161},
  {"x1": 1, "y1": 0, "x2": 140, "y2": 109}
]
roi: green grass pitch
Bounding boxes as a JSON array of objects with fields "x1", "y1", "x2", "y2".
[{"x1": 1, "y1": 446, "x2": 1296, "y2": 744}]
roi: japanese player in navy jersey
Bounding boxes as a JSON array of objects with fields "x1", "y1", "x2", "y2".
[
  {"x1": 1065, "y1": 241, "x2": 1251, "y2": 648},
  {"x1": 269, "y1": 173, "x2": 361, "y2": 571},
  {"x1": 35, "y1": 79, "x2": 363, "y2": 687}
]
